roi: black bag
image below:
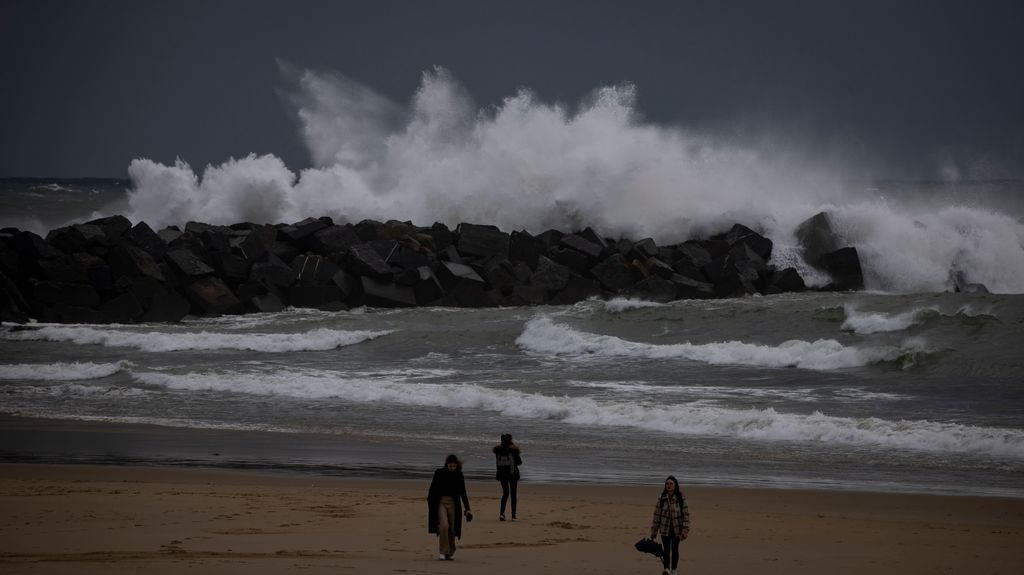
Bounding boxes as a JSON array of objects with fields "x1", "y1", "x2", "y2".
[{"x1": 634, "y1": 537, "x2": 664, "y2": 557}]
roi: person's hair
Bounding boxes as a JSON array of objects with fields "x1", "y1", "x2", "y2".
[
  {"x1": 661, "y1": 475, "x2": 684, "y2": 505},
  {"x1": 500, "y1": 433, "x2": 513, "y2": 447},
  {"x1": 444, "y1": 454, "x2": 462, "y2": 470}
]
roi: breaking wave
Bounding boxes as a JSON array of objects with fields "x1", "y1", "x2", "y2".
[
  {"x1": 515, "y1": 316, "x2": 929, "y2": 370},
  {"x1": 0, "y1": 325, "x2": 392, "y2": 352}
]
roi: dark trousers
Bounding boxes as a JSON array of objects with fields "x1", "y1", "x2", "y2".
[
  {"x1": 498, "y1": 477, "x2": 518, "y2": 517},
  {"x1": 661, "y1": 533, "x2": 680, "y2": 569}
]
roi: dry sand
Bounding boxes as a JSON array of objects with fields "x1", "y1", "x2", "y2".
[{"x1": 1, "y1": 463, "x2": 1022, "y2": 574}]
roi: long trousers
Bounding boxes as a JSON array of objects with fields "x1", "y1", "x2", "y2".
[
  {"x1": 661, "y1": 534, "x2": 680, "y2": 569},
  {"x1": 437, "y1": 496, "x2": 457, "y2": 556},
  {"x1": 498, "y1": 477, "x2": 518, "y2": 517}
]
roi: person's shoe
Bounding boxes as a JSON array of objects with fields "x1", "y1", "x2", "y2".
[
  {"x1": 511, "y1": 515, "x2": 517, "y2": 521},
  {"x1": 670, "y1": 570, "x2": 678, "y2": 575},
  {"x1": 661, "y1": 569, "x2": 669, "y2": 575},
  {"x1": 438, "y1": 554, "x2": 446, "y2": 560},
  {"x1": 499, "y1": 514, "x2": 506, "y2": 521},
  {"x1": 445, "y1": 554, "x2": 454, "y2": 560}
]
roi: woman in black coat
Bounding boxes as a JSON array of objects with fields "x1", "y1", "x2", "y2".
[{"x1": 427, "y1": 454, "x2": 471, "y2": 560}]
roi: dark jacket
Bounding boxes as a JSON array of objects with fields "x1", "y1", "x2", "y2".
[
  {"x1": 492, "y1": 444, "x2": 522, "y2": 480},
  {"x1": 427, "y1": 467, "x2": 470, "y2": 537}
]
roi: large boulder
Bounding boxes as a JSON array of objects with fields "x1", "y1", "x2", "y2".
[
  {"x1": 183, "y1": 277, "x2": 243, "y2": 314},
  {"x1": 589, "y1": 253, "x2": 636, "y2": 292},
  {"x1": 795, "y1": 212, "x2": 843, "y2": 266},
  {"x1": 819, "y1": 247, "x2": 865, "y2": 291},
  {"x1": 456, "y1": 223, "x2": 509, "y2": 259}
]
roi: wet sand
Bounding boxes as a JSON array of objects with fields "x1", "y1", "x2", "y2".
[{"x1": 1, "y1": 463, "x2": 1022, "y2": 574}]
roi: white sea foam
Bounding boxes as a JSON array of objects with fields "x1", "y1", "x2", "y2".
[
  {"x1": 119, "y1": 67, "x2": 1024, "y2": 294},
  {"x1": 840, "y1": 305, "x2": 933, "y2": 334},
  {"x1": 0, "y1": 361, "x2": 126, "y2": 381},
  {"x1": 1, "y1": 326, "x2": 392, "y2": 352},
  {"x1": 603, "y1": 297, "x2": 665, "y2": 313},
  {"x1": 131, "y1": 367, "x2": 1024, "y2": 459},
  {"x1": 516, "y1": 316, "x2": 925, "y2": 370}
]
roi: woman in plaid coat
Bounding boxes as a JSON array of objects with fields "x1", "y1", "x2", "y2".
[{"x1": 649, "y1": 475, "x2": 691, "y2": 575}]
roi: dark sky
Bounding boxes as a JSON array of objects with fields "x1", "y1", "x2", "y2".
[{"x1": 2, "y1": 0, "x2": 1023, "y2": 179}]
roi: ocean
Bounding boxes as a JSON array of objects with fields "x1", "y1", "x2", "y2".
[{"x1": 1, "y1": 178, "x2": 1023, "y2": 498}]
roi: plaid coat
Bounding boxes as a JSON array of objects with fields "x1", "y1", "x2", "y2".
[{"x1": 650, "y1": 493, "x2": 691, "y2": 538}]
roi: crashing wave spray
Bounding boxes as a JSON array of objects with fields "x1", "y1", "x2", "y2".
[{"x1": 124, "y1": 66, "x2": 1024, "y2": 293}]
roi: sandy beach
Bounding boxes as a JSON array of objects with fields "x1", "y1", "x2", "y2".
[{"x1": 0, "y1": 464, "x2": 1021, "y2": 574}]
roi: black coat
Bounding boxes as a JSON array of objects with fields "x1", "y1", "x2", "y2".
[{"x1": 427, "y1": 467, "x2": 470, "y2": 537}]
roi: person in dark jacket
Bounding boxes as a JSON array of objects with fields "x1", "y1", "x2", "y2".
[
  {"x1": 649, "y1": 475, "x2": 691, "y2": 575},
  {"x1": 427, "y1": 454, "x2": 471, "y2": 560},
  {"x1": 492, "y1": 433, "x2": 522, "y2": 521}
]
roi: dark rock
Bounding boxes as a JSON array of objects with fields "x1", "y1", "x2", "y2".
[
  {"x1": 535, "y1": 229, "x2": 564, "y2": 249},
  {"x1": 38, "y1": 257, "x2": 88, "y2": 283},
  {"x1": 456, "y1": 223, "x2": 510, "y2": 259},
  {"x1": 672, "y1": 274, "x2": 716, "y2": 299},
  {"x1": 589, "y1": 253, "x2": 636, "y2": 292},
  {"x1": 529, "y1": 256, "x2": 571, "y2": 292},
  {"x1": 142, "y1": 287, "x2": 191, "y2": 322},
  {"x1": 795, "y1": 212, "x2": 843, "y2": 266},
  {"x1": 210, "y1": 251, "x2": 250, "y2": 284},
  {"x1": 200, "y1": 228, "x2": 231, "y2": 253},
  {"x1": 361, "y1": 276, "x2": 417, "y2": 308},
  {"x1": 293, "y1": 255, "x2": 341, "y2": 285},
  {"x1": 506, "y1": 285, "x2": 549, "y2": 306},
  {"x1": 280, "y1": 217, "x2": 328, "y2": 243},
  {"x1": 288, "y1": 284, "x2": 343, "y2": 309},
  {"x1": 676, "y1": 243, "x2": 713, "y2": 268},
  {"x1": 184, "y1": 277, "x2": 243, "y2": 314},
  {"x1": 46, "y1": 224, "x2": 107, "y2": 253},
  {"x1": 448, "y1": 281, "x2": 494, "y2": 308},
  {"x1": 482, "y1": 259, "x2": 520, "y2": 294},
  {"x1": 438, "y1": 245, "x2": 463, "y2": 263},
  {"x1": 0, "y1": 270, "x2": 30, "y2": 323},
  {"x1": 819, "y1": 247, "x2": 865, "y2": 291},
  {"x1": 247, "y1": 292, "x2": 286, "y2": 314},
  {"x1": 166, "y1": 248, "x2": 215, "y2": 279},
  {"x1": 229, "y1": 225, "x2": 275, "y2": 261},
  {"x1": 632, "y1": 238, "x2": 659, "y2": 259},
  {"x1": 629, "y1": 275, "x2": 677, "y2": 303},
  {"x1": 331, "y1": 269, "x2": 363, "y2": 305},
  {"x1": 109, "y1": 243, "x2": 165, "y2": 282},
  {"x1": 576, "y1": 227, "x2": 608, "y2": 251},
  {"x1": 88, "y1": 215, "x2": 133, "y2": 241},
  {"x1": 270, "y1": 240, "x2": 300, "y2": 263},
  {"x1": 426, "y1": 222, "x2": 454, "y2": 253},
  {"x1": 98, "y1": 292, "x2": 144, "y2": 323},
  {"x1": 14, "y1": 231, "x2": 64, "y2": 261},
  {"x1": 696, "y1": 239, "x2": 730, "y2": 259},
  {"x1": 510, "y1": 230, "x2": 546, "y2": 269},
  {"x1": 250, "y1": 255, "x2": 297, "y2": 288},
  {"x1": 33, "y1": 280, "x2": 100, "y2": 307},
  {"x1": 347, "y1": 244, "x2": 393, "y2": 280},
  {"x1": 548, "y1": 247, "x2": 589, "y2": 274},
  {"x1": 157, "y1": 227, "x2": 182, "y2": 245},
  {"x1": 716, "y1": 223, "x2": 773, "y2": 261},
  {"x1": 51, "y1": 303, "x2": 105, "y2": 324},
  {"x1": 124, "y1": 222, "x2": 168, "y2": 261},
  {"x1": 550, "y1": 275, "x2": 603, "y2": 305},
  {"x1": 766, "y1": 267, "x2": 806, "y2": 293},
  {"x1": 436, "y1": 261, "x2": 485, "y2": 291},
  {"x1": 402, "y1": 266, "x2": 444, "y2": 305},
  {"x1": 559, "y1": 234, "x2": 603, "y2": 261},
  {"x1": 950, "y1": 270, "x2": 989, "y2": 294},
  {"x1": 644, "y1": 257, "x2": 676, "y2": 280},
  {"x1": 309, "y1": 225, "x2": 362, "y2": 256},
  {"x1": 368, "y1": 239, "x2": 400, "y2": 262}
]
